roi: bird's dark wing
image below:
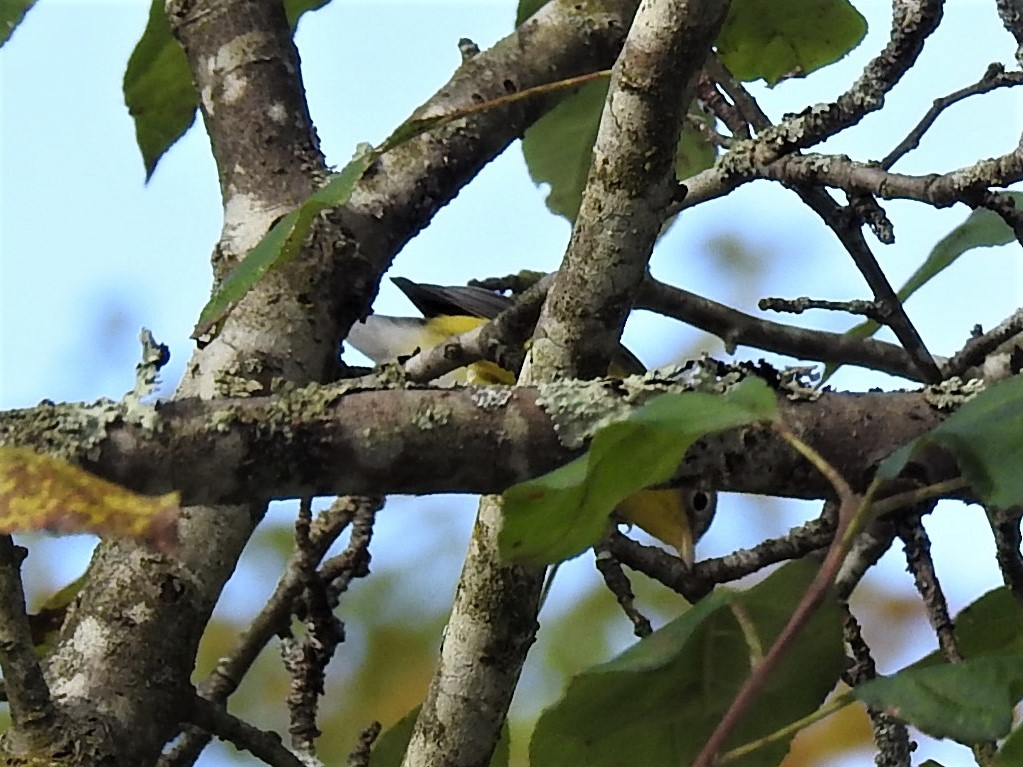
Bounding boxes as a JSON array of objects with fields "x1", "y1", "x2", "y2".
[{"x1": 392, "y1": 277, "x2": 512, "y2": 320}]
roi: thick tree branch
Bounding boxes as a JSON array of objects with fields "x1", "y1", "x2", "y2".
[{"x1": 0, "y1": 380, "x2": 965, "y2": 504}]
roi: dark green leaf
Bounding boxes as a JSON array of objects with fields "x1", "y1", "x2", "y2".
[
  {"x1": 531, "y1": 559, "x2": 845, "y2": 767},
  {"x1": 515, "y1": 0, "x2": 547, "y2": 26},
  {"x1": 0, "y1": 0, "x2": 35, "y2": 47},
  {"x1": 994, "y1": 725, "x2": 1023, "y2": 766},
  {"x1": 500, "y1": 378, "x2": 776, "y2": 566},
  {"x1": 124, "y1": 0, "x2": 331, "y2": 179},
  {"x1": 877, "y1": 375, "x2": 1023, "y2": 509},
  {"x1": 855, "y1": 656, "x2": 1023, "y2": 743},
  {"x1": 950, "y1": 588, "x2": 1023, "y2": 660},
  {"x1": 717, "y1": 0, "x2": 866, "y2": 86},
  {"x1": 123, "y1": 0, "x2": 197, "y2": 180},
  {"x1": 843, "y1": 194, "x2": 1023, "y2": 344},
  {"x1": 283, "y1": 0, "x2": 331, "y2": 27},
  {"x1": 371, "y1": 705, "x2": 509, "y2": 767},
  {"x1": 192, "y1": 144, "x2": 377, "y2": 338},
  {"x1": 522, "y1": 79, "x2": 716, "y2": 222}
]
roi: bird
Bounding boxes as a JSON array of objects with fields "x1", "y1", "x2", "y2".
[{"x1": 345, "y1": 276, "x2": 716, "y2": 565}]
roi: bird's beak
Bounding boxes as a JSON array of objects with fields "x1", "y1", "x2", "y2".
[{"x1": 615, "y1": 488, "x2": 698, "y2": 568}]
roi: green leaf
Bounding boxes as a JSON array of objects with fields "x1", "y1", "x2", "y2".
[
  {"x1": 371, "y1": 705, "x2": 509, "y2": 767},
  {"x1": 949, "y1": 588, "x2": 1023, "y2": 660},
  {"x1": 522, "y1": 79, "x2": 604, "y2": 222},
  {"x1": 192, "y1": 143, "x2": 378, "y2": 339},
  {"x1": 843, "y1": 194, "x2": 1023, "y2": 345},
  {"x1": 530, "y1": 559, "x2": 845, "y2": 767},
  {"x1": 717, "y1": 0, "x2": 867, "y2": 86},
  {"x1": 500, "y1": 378, "x2": 777, "y2": 566},
  {"x1": 995, "y1": 724, "x2": 1023, "y2": 766},
  {"x1": 123, "y1": 0, "x2": 331, "y2": 179},
  {"x1": 515, "y1": 0, "x2": 547, "y2": 26},
  {"x1": 855, "y1": 656, "x2": 1023, "y2": 744},
  {"x1": 123, "y1": 0, "x2": 198, "y2": 181},
  {"x1": 522, "y1": 80, "x2": 716, "y2": 222},
  {"x1": 877, "y1": 375, "x2": 1023, "y2": 509},
  {"x1": 283, "y1": 0, "x2": 332, "y2": 27},
  {"x1": 0, "y1": 0, "x2": 36, "y2": 48}
]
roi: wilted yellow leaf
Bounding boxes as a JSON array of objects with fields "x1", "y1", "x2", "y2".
[{"x1": 0, "y1": 447, "x2": 180, "y2": 551}]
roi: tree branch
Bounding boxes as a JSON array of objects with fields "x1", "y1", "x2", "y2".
[
  {"x1": 402, "y1": 3, "x2": 728, "y2": 765},
  {"x1": 0, "y1": 536, "x2": 57, "y2": 750},
  {"x1": 0, "y1": 379, "x2": 964, "y2": 504}
]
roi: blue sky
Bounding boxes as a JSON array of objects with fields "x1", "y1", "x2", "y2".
[{"x1": 1, "y1": 2, "x2": 1021, "y2": 765}]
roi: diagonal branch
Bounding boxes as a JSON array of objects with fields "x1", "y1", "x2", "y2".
[{"x1": 401, "y1": 3, "x2": 729, "y2": 766}]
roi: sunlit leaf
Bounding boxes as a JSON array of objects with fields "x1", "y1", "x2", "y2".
[
  {"x1": 500, "y1": 378, "x2": 777, "y2": 565},
  {"x1": 855, "y1": 656, "x2": 1023, "y2": 744},
  {"x1": 0, "y1": 447, "x2": 179, "y2": 551},
  {"x1": 717, "y1": 0, "x2": 867, "y2": 85},
  {"x1": 191, "y1": 143, "x2": 378, "y2": 339},
  {"x1": 877, "y1": 375, "x2": 1023, "y2": 509},
  {"x1": 0, "y1": 0, "x2": 36, "y2": 47},
  {"x1": 522, "y1": 80, "x2": 716, "y2": 221},
  {"x1": 531, "y1": 559, "x2": 845, "y2": 767},
  {"x1": 124, "y1": 0, "x2": 331, "y2": 179}
]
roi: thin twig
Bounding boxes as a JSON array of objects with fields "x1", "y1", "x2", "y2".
[
  {"x1": 882, "y1": 64, "x2": 1023, "y2": 169},
  {"x1": 896, "y1": 511, "x2": 998, "y2": 765},
  {"x1": 159, "y1": 496, "x2": 381, "y2": 767},
  {"x1": 842, "y1": 607, "x2": 913, "y2": 767},
  {"x1": 593, "y1": 544, "x2": 652, "y2": 638},
  {"x1": 636, "y1": 277, "x2": 926, "y2": 380},
  {"x1": 943, "y1": 307, "x2": 1023, "y2": 380},
  {"x1": 187, "y1": 696, "x2": 306, "y2": 767},
  {"x1": 609, "y1": 514, "x2": 835, "y2": 600},
  {"x1": 986, "y1": 506, "x2": 1023, "y2": 607},
  {"x1": 692, "y1": 427, "x2": 861, "y2": 767},
  {"x1": 346, "y1": 721, "x2": 382, "y2": 767},
  {"x1": 758, "y1": 296, "x2": 883, "y2": 320}
]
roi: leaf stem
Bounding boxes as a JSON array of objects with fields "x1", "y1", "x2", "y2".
[{"x1": 718, "y1": 692, "x2": 855, "y2": 764}]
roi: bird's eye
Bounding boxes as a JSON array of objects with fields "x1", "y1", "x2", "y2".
[{"x1": 691, "y1": 491, "x2": 710, "y2": 511}]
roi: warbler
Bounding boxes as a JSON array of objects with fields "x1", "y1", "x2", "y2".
[{"x1": 346, "y1": 277, "x2": 716, "y2": 564}]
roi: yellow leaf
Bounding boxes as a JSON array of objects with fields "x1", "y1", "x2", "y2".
[{"x1": 0, "y1": 447, "x2": 180, "y2": 552}]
